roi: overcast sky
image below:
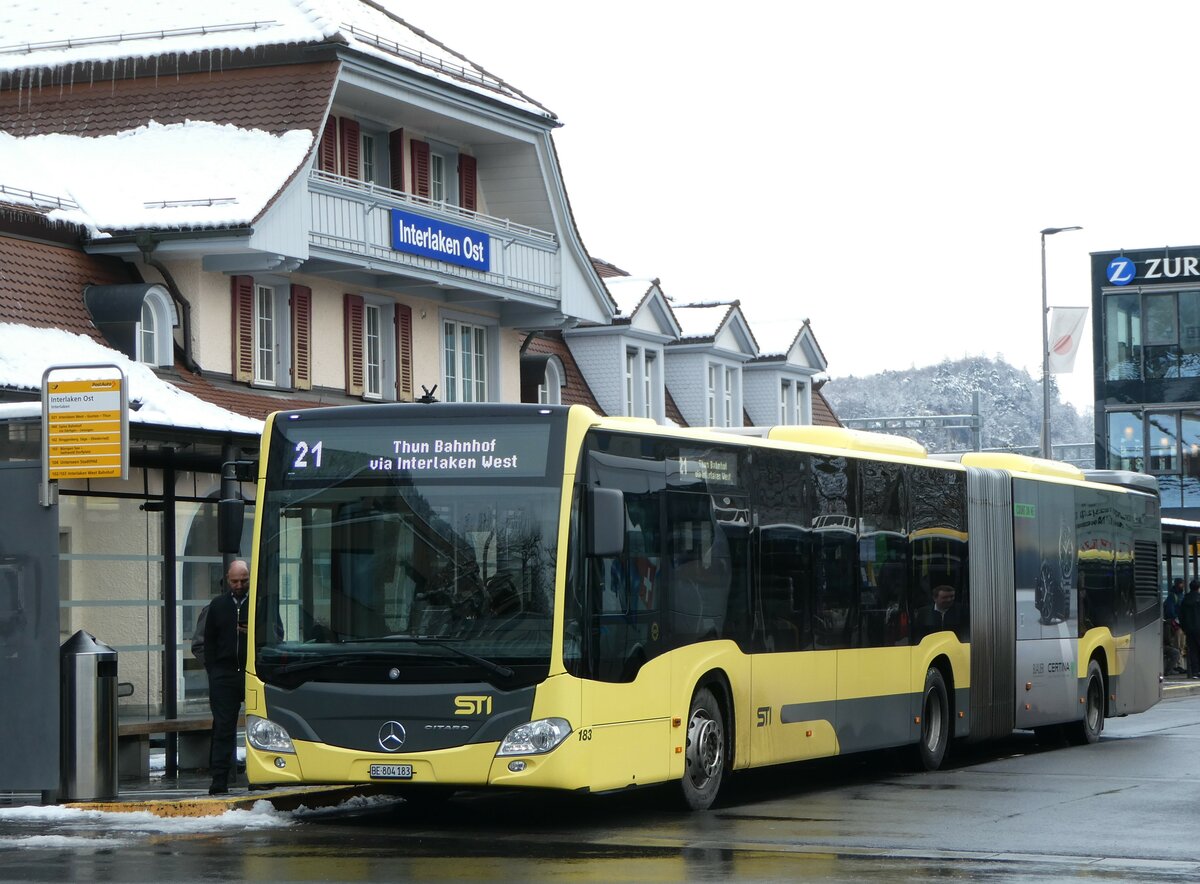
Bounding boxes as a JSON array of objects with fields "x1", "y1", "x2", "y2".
[{"x1": 405, "y1": 0, "x2": 1200, "y2": 409}]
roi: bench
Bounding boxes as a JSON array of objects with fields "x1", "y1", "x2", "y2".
[{"x1": 118, "y1": 717, "x2": 228, "y2": 778}]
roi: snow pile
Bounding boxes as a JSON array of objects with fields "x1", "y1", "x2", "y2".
[{"x1": 0, "y1": 800, "x2": 293, "y2": 843}]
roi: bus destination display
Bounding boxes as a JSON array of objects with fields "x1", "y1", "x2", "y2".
[{"x1": 281, "y1": 422, "x2": 551, "y2": 482}]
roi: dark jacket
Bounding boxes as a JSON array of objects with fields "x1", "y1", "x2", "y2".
[
  {"x1": 1165, "y1": 589, "x2": 1184, "y2": 621},
  {"x1": 1180, "y1": 591, "x2": 1200, "y2": 635},
  {"x1": 203, "y1": 590, "x2": 248, "y2": 672}
]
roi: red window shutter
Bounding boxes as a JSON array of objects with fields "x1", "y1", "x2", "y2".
[
  {"x1": 410, "y1": 139, "x2": 430, "y2": 199},
  {"x1": 230, "y1": 275, "x2": 254, "y2": 383},
  {"x1": 395, "y1": 303, "x2": 413, "y2": 401},
  {"x1": 318, "y1": 118, "x2": 337, "y2": 174},
  {"x1": 291, "y1": 284, "x2": 312, "y2": 391},
  {"x1": 340, "y1": 117, "x2": 361, "y2": 180},
  {"x1": 389, "y1": 128, "x2": 405, "y2": 191},
  {"x1": 459, "y1": 154, "x2": 477, "y2": 211},
  {"x1": 344, "y1": 293, "x2": 365, "y2": 397}
]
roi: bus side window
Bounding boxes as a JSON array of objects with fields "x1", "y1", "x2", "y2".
[{"x1": 759, "y1": 526, "x2": 813, "y2": 652}]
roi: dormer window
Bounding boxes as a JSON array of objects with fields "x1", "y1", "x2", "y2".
[
  {"x1": 83, "y1": 283, "x2": 177, "y2": 369},
  {"x1": 137, "y1": 286, "x2": 176, "y2": 367}
]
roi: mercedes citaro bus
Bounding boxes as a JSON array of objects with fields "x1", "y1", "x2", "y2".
[{"x1": 235, "y1": 403, "x2": 1161, "y2": 810}]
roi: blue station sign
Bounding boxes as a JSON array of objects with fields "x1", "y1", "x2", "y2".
[{"x1": 389, "y1": 209, "x2": 489, "y2": 271}]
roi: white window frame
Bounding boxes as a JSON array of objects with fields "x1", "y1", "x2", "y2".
[
  {"x1": 254, "y1": 283, "x2": 277, "y2": 386},
  {"x1": 724, "y1": 367, "x2": 735, "y2": 427},
  {"x1": 707, "y1": 364, "x2": 717, "y2": 426},
  {"x1": 443, "y1": 317, "x2": 490, "y2": 403},
  {"x1": 643, "y1": 351, "x2": 655, "y2": 419},
  {"x1": 135, "y1": 285, "x2": 176, "y2": 368},
  {"x1": 364, "y1": 303, "x2": 383, "y2": 400},
  {"x1": 625, "y1": 350, "x2": 636, "y2": 416},
  {"x1": 139, "y1": 301, "x2": 156, "y2": 366},
  {"x1": 361, "y1": 132, "x2": 377, "y2": 183},
  {"x1": 431, "y1": 152, "x2": 446, "y2": 202},
  {"x1": 538, "y1": 356, "x2": 564, "y2": 405}
]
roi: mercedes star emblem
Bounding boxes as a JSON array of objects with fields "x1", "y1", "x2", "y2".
[{"x1": 377, "y1": 720, "x2": 407, "y2": 752}]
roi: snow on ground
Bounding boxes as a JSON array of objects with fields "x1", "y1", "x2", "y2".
[
  {"x1": 0, "y1": 800, "x2": 294, "y2": 835},
  {"x1": 0, "y1": 792, "x2": 404, "y2": 846}
]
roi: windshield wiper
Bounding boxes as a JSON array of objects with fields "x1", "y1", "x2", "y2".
[
  {"x1": 342, "y1": 635, "x2": 515, "y2": 679},
  {"x1": 265, "y1": 650, "x2": 397, "y2": 677}
]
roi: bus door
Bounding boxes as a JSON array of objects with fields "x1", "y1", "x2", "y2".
[
  {"x1": 580, "y1": 483, "x2": 671, "y2": 791},
  {"x1": 752, "y1": 523, "x2": 839, "y2": 766}
]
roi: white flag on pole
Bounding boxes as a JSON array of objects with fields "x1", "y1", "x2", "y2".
[{"x1": 1048, "y1": 306, "x2": 1090, "y2": 374}]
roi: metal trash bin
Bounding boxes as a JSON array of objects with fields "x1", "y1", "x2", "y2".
[{"x1": 59, "y1": 630, "x2": 118, "y2": 802}]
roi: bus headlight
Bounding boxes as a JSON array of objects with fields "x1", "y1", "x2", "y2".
[
  {"x1": 496, "y1": 718, "x2": 572, "y2": 756},
  {"x1": 246, "y1": 714, "x2": 296, "y2": 754}
]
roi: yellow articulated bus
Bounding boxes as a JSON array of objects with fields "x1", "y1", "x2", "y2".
[{"x1": 239, "y1": 403, "x2": 1162, "y2": 810}]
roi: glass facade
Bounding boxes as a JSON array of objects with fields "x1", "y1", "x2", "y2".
[
  {"x1": 54, "y1": 469, "x2": 255, "y2": 723},
  {"x1": 1103, "y1": 289, "x2": 1200, "y2": 381},
  {"x1": 1097, "y1": 249, "x2": 1200, "y2": 516}
]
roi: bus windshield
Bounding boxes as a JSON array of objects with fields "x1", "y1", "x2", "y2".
[{"x1": 253, "y1": 408, "x2": 566, "y2": 687}]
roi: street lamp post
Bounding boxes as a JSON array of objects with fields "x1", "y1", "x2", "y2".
[{"x1": 1040, "y1": 225, "x2": 1083, "y2": 459}]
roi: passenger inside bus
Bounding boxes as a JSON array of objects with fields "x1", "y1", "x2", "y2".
[{"x1": 911, "y1": 583, "x2": 962, "y2": 642}]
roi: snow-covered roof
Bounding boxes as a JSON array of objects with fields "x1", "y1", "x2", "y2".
[
  {"x1": 0, "y1": 322, "x2": 263, "y2": 435},
  {"x1": 672, "y1": 303, "x2": 736, "y2": 340},
  {"x1": 603, "y1": 276, "x2": 655, "y2": 317},
  {"x1": 0, "y1": 0, "x2": 550, "y2": 118},
  {"x1": 0, "y1": 122, "x2": 312, "y2": 234},
  {"x1": 752, "y1": 323, "x2": 802, "y2": 357}
]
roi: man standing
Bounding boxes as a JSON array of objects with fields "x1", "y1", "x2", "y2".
[
  {"x1": 1165, "y1": 578, "x2": 1187, "y2": 674},
  {"x1": 204, "y1": 559, "x2": 250, "y2": 794},
  {"x1": 1179, "y1": 579, "x2": 1200, "y2": 680}
]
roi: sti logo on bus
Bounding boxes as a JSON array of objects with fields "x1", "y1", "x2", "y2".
[
  {"x1": 455, "y1": 695, "x2": 492, "y2": 715},
  {"x1": 1106, "y1": 256, "x2": 1135, "y2": 286}
]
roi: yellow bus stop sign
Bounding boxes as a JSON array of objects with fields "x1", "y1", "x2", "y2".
[{"x1": 41, "y1": 366, "x2": 129, "y2": 500}]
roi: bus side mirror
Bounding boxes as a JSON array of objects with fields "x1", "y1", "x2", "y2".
[
  {"x1": 217, "y1": 498, "x2": 245, "y2": 554},
  {"x1": 588, "y1": 488, "x2": 625, "y2": 558}
]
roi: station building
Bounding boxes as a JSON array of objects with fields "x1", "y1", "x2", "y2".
[{"x1": 0, "y1": 0, "x2": 837, "y2": 783}]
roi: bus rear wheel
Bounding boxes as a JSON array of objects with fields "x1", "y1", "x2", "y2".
[
  {"x1": 1066, "y1": 660, "x2": 1104, "y2": 745},
  {"x1": 680, "y1": 686, "x2": 725, "y2": 811},
  {"x1": 916, "y1": 667, "x2": 949, "y2": 771}
]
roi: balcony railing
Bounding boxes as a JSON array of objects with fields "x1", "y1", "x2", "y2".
[{"x1": 308, "y1": 170, "x2": 559, "y2": 299}]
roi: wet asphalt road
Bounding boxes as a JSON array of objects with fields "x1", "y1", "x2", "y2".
[{"x1": 2, "y1": 691, "x2": 1199, "y2": 882}]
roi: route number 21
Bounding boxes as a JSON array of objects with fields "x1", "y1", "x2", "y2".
[{"x1": 293, "y1": 440, "x2": 324, "y2": 469}]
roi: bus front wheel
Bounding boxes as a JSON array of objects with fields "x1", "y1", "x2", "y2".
[
  {"x1": 916, "y1": 667, "x2": 949, "y2": 771},
  {"x1": 1066, "y1": 660, "x2": 1104, "y2": 745},
  {"x1": 680, "y1": 686, "x2": 725, "y2": 811}
]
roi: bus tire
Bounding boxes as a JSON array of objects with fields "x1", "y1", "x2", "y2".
[
  {"x1": 680, "y1": 686, "x2": 725, "y2": 811},
  {"x1": 1066, "y1": 660, "x2": 1104, "y2": 746},
  {"x1": 916, "y1": 667, "x2": 949, "y2": 771}
]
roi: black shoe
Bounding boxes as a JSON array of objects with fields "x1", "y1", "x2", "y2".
[{"x1": 208, "y1": 781, "x2": 229, "y2": 795}]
